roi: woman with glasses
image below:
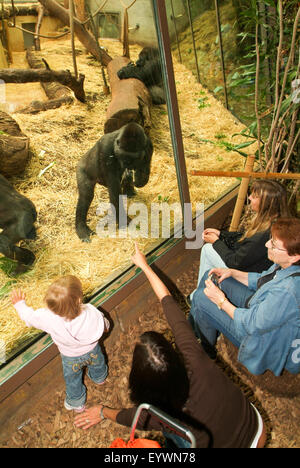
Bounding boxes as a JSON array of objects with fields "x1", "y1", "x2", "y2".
[
  {"x1": 189, "y1": 217, "x2": 300, "y2": 376},
  {"x1": 187, "y1": 180, "x2": 289, "y2": 305}
]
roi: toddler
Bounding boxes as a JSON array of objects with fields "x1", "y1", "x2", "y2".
[{"x1": 11, "y1": 275, "x2": 109, "y2": 413}]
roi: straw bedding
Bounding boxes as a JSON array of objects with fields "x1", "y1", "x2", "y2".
[{"x1": 0, "y1": 37, "x2": 256, "y2": 359}]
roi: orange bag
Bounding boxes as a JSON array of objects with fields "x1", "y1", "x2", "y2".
[
  {"x1": 110, "y1": 437, "x2": 161, "y2": 448},
  {"x1": 110, "y1": 403, "x2": 196, "y2": 449}
]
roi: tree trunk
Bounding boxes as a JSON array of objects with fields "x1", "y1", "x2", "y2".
[
  {"x1": 0, "y1": 112, "x2": 30, "y2": 177},
  {"x1": 37, "y1": 0, "x2": 112, "y2": 66},
  {"x1": 104, "y1": 57, "x2": 152, "y2": 134}
]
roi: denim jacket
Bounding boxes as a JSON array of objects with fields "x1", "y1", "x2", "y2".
[{"x1": 234, "y1": 264, "x2": 300, "y2": 376}]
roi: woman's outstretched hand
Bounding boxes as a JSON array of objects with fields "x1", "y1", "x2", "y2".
[{"x1": 132, "y1": 242, "x2": 148, "y2": 270}]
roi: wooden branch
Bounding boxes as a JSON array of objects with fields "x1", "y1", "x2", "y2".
[
  {"x1": 104, "y1": 57, "x2": 152, "y2": 134},
  {"x1": 190, "y1": 170, "x2": 300, "y2": 180},
  {"x1": 18, "y1": 96, "x2": 73, "y2": 114},
  {"x1": 0, "y1": 67, "x2": 85, "y2": 102},
  {"x1": 37, "y1": 0, "x2": 112, "y2": 66}
]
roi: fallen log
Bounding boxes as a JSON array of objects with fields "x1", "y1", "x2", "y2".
[
  {"x1": 105, "y1": 56, "x2": 152, "y2": 134},
  {"x1": 26, "y1": 49, "x2": 81, "y2": 102},
  {"x1": 0, "y1": 112, "x2": 30, "y2": 177},
  {"x1": 0, "y1": 66, "x2": 85, "y2": 102}
]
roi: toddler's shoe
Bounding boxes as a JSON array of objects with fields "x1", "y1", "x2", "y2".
[
  {"x1": 87, "y1": 372, "x2": 107, "y2": 386},
  {"x1": 64, "y1": 400, "x2": 86, "y2": 413}
]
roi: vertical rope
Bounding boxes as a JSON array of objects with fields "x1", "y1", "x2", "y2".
[
  {"x1": 120, "y1": 0, "x2": 137, "y2": 58},
  {"x1": 69, "y1": 0, "x2": 78, "y2": 79}
]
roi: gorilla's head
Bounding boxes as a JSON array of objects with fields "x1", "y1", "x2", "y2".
[{"x1": 114, "y1": 122, "x2": 147, "y2": 169}]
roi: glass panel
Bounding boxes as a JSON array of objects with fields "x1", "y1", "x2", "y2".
[
  {"x1": 223, "y1": 0, "x2": 258, "y2": 127},
  {"x1": 1, "y1": 0, "x2": 183, "y2": 366},
  {"x1": 164, "y1": 0, "x2": 252, "y2": 212}
]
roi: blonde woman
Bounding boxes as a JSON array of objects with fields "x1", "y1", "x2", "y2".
[{"x1": 188, "y1": 180, "x2": 289, "y2": 304}]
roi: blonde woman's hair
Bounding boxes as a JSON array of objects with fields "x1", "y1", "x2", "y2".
[
  {"x1": 239, "y1": 180, "x2": 290, "y2": 241},
  {"x1": 44, "y1": 275, "x2": 83, "y2": 321}
]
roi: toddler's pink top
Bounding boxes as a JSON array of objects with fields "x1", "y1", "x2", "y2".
[{"x1": 14, "y1": 300, "x2": 109, "y2": 357}]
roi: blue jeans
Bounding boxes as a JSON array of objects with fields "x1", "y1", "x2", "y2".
[
  {"x1": 189, "y1": 271, "x2": 253, "y2": 348},
  {"x1": 190, "y1": 243, "x2": 227, "y2": 301},
  {"x1": 163, "y1": 431, "x2": 191, "y2": 448},
  {"x1": 61, "y1": 343, "x2": 108, "y2": 408}
]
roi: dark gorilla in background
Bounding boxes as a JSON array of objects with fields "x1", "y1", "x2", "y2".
[
  {"x1": 75, "y1": 122, "x2": 153, "y2": 241},
  {"x1": 117, "y1": 47, "x2": 166, "y2": 105},
  {"x1": 0, "y1": 174, "x2": 37, "y2": 274}
]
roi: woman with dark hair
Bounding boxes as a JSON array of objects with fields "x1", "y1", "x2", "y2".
[
  {"x1": 189, "y1": 217, "x2": 300, "y2": 376},
  {"x1": 129, "y1": 331, "x2": 190, "y2": 415},
  {"x1": 188, "y1": 180, "x2": 289, "y2": 304},
  {"x1": 75, "y1": 244, "x2": 266, "y2": 448}
]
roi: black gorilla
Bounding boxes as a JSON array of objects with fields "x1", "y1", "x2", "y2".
[
  {"x1": 75, "y1": 122, "x2": 153, "y2": 241},
  {"x1": 0, "y1": 174, "x2": 37, "y2": 274},
  {"x1": 117, "y1": 47, "x2": 166, "y2": 105}
]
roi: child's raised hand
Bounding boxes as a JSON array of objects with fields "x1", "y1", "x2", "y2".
[
  {"x1": 132, "y1": 242, "x2": 147, "y2": 270},
  {"x1": 11, "y1": 289, "x2": 26, "y2": 305}
]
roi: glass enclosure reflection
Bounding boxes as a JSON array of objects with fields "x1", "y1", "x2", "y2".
[
  {"x1": 164, "y1": 0, "x2": 255, "y2": 211},
  {"x1": 167, "y1": 0, "x2": 259, "y2": 125}
]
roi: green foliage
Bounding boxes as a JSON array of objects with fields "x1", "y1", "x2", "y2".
[
  {"x1": 199, "y1": 136, "x2": 256, "y2": 158},
  {"x1": 198, "y1": 96, "x2": 211, "y2": 109},
  {"x1": 0, "y1": 280, "x2": 17, "y2": 299},
  {"x1": 0, "y1": 258, "x2": 19, "y2": 277}
]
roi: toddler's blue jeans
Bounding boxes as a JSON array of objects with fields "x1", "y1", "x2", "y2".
[{"x1": 61, "y1": 343, "x2": 107, "y2": 408}]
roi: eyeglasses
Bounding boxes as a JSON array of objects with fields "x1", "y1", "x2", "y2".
[{"x1": 269, "y1": 238, "x2": 287, "y2": 252}]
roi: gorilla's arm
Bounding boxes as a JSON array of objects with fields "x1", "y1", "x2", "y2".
[
  {"x1": 75, "y1": 168, "x2": 97, "y2": 241},
  {"x1": 1, "y1": 211, "x2": 37, "y2": 243},
  {"x1": 0, "y1": 175, "x2": 37, "y2": 272},
  {"x1": 134, "y1": 138, "x2": 153, "y2": 187},
  {"x1": 0, "y1": 234, "x2": 35, "y2": 267}
]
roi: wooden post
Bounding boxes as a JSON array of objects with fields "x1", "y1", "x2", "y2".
[{"x1": 229, "y1": 154, "x2": 255, "y2": 232}]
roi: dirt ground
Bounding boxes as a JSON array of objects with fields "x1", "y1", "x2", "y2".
[{"x1": 1, "y1": 258, "x2": 299, "y2": 449}]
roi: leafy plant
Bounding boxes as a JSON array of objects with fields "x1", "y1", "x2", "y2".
[{"x1": 198, "y1": 96, "x2": 211, "y2": 109}]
